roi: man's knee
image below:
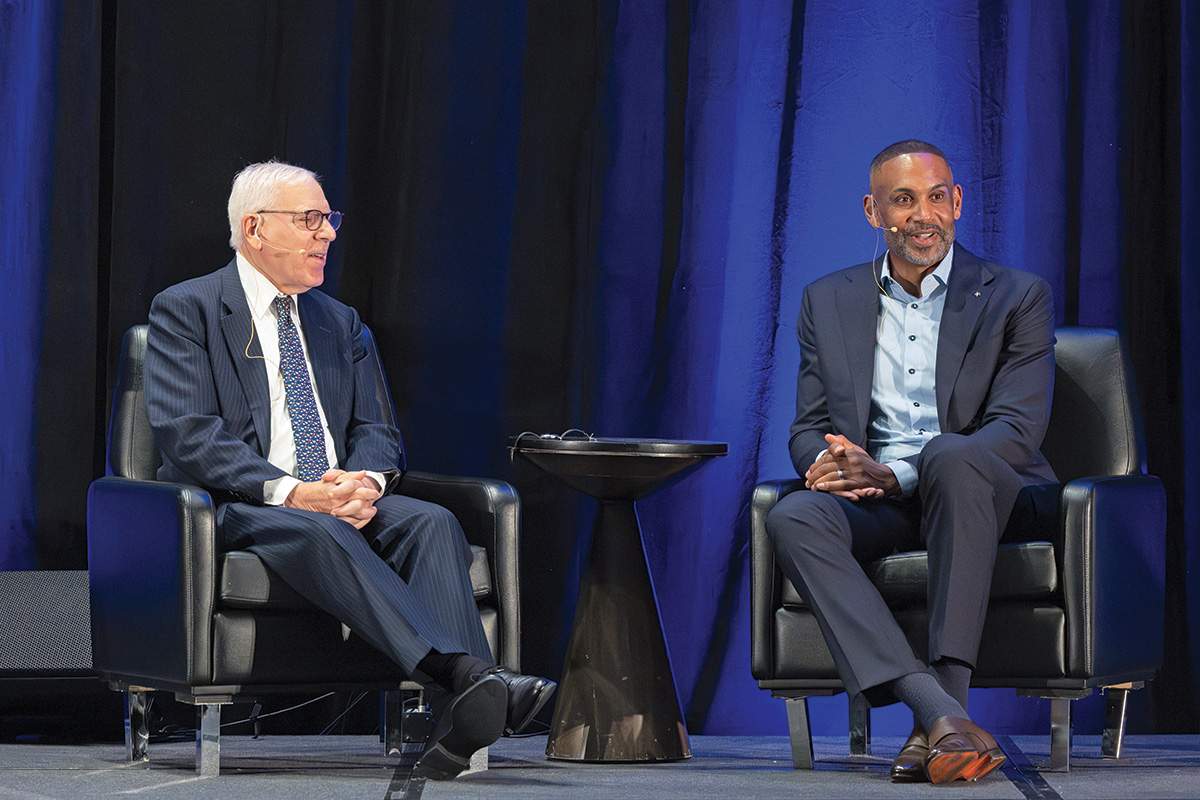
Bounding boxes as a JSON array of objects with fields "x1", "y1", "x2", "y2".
[
  {"x1": 410, "y1": 502, "x2": 462, "y2": 539},
  {"x1": 919, "y1": 433, "x2": 991, "y2": 493},
  {"x1": 766, "y1": 490, "x2": 848, "y2": 558},
  {"x1": 379, "y1": 498, "x2": 471, "y2": 560}
]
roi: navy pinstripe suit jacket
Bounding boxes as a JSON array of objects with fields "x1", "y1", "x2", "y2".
[{"x1": 144, "y1": 259, "x2": 404, "y2": 503}]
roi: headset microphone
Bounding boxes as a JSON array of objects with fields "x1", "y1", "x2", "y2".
[
  {"x1": 868, "y1": 200, "x2": 899, "y2": 232},
  {"x1": 257, "y1": 234, "x2": 308, "y2": 256}
]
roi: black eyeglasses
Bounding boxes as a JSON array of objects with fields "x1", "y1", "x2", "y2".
[{"x1": 257, "y1": 209, "x2": 344, "y2": 231}]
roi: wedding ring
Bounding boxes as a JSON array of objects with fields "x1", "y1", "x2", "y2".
[{"x1": 837, "y1": 469, "x2": 844, "y2": 479}]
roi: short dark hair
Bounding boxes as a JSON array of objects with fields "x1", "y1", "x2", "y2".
[{"x1": 869, "y1": 140, "x2": 949, "y2": 176}]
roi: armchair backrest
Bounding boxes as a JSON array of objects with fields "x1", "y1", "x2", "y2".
[
  {"x1": 108, "y1": 326, "x2": 156, "y2": 480},
  {"x1": 1043, "y1": 327, "x2": 1146, "y2": 483},
  {"x1": 107, "y1": 324, "x2": 400, "y2": 482}
]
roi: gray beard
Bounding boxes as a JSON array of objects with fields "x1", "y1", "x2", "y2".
[{"x1": 887, "y1": 222, "x2": 955, "y2": 267}]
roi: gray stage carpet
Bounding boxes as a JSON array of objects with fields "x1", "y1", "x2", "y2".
[{"x1": 1, "y1": 733, "x2": 1198, "y2": 799}]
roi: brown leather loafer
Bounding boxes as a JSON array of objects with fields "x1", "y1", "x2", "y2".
[
  {"x1": 924, "y1": 716, "x2": 1007, "y2": 784},
  {"x1": 890, "y1": 723, "x2": 929, "y2": 783}
]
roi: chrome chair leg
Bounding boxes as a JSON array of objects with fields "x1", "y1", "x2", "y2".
[
  {"x1": 125, "y1": 690, "x2": 149, "y2": 763},
  {"x1": 197, "y1": 703, "x2": 221, "y2": 777},
  {"x1": 383, "y1": 690, "x2": 404, "y2": 756},
  {"x1": 1049, "y1": 696, "x2": 1072, "y2": 772},
  {"x1": 849, "y1": 694, "x2": 871, "y2": 756},
  {"x1": 1102, "y1": 683, "x2": 1140, "y2": 759},
  {"x1": 784, "y1": 697, "x2": 815, "y2": 769}
]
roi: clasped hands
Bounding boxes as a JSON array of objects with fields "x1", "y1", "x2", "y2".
[
  {"x1": 805, "y1": 433, "x2": 900, "y2": 501},
  {"x1": 285, "y1": 469, "x2": 381, "y2": 529}
]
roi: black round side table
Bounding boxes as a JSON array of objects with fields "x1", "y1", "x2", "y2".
[{"x1": 510, "y1": 436, "x2": 728, "y2": 762}]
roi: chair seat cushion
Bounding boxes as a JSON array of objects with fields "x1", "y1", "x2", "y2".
[
  {"x1": 772, "y1": 601, "x2": 1067, "y2": 680},
  {"x1": 219, "y1": 545, "x2": 493, "y2": 610},
  {"x1": 780, "y1": 541, "x2": 1058, "y2": 608}
]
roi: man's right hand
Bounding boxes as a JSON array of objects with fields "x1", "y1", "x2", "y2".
[{"x1": 285, "y1": 469, "x2": 381, "y2": 529}]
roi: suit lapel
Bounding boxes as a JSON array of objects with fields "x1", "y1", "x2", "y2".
[
  {"x1": 935, "y1": 247, "x2": 994, "y2": 425},
  {"x1": 836, "y1": 260, "x2": 884, "y2": 441},
  {"x1": 219, "y1": 262, "x2": 273, "y2": 455}
]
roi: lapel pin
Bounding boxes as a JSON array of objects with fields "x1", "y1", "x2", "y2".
[{"x1": 974, "y1": 291, "x2": 981, "y2": 297}]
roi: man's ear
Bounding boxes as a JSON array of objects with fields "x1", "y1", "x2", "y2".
[
  {"x1": 863, "y1": 194, "x2": 880, "y2": 227},
  {"x1": 242, "y1": 214, "x2": 264, "y2": 250}
]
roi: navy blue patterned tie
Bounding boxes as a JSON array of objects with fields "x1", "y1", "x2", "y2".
[{"x1": 273, "y1": 295, "x2": 329, "y2": 481}]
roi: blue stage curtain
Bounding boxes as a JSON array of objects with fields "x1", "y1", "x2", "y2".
[
  {"x1": 2, "y1": 0, "x2": 1195, "y2": 737},
  {"x1": 577, "y1": 0, "x2": 1195, "y2": 735},
  {"x1": 2, "y1": 1, "x2": 101, "y2": 569},
  {"x1": 0, "y1": 2, "x2": 55, "y2": 570}
]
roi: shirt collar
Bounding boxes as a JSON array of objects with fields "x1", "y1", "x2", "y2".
[
  {"x1": 236, "y1": 252, "x2": 288, "y2": 320},
  {"x1": 882, "y1": 242, "x2": 955, "y2": 298}
]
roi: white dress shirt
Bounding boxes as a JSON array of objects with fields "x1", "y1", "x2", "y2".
[{"x1": 235, "y1": 253, "x2": 383, "y2": 505}]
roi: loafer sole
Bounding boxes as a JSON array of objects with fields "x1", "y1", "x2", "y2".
[
  {"x1": 927, "y1": 747, "x2": 1007, "y2": 784},
  {"x1": 414, "y1": 675, "x2": 506, "y2": 781}
]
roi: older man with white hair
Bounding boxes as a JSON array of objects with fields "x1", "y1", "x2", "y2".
[{"x1": 144, "y1": 161, "x2": 554, "y2": 781}]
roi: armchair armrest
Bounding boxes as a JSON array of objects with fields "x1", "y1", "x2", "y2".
[
  {"x1": 86, "y1": 476, "x2": 218, "y2": 688},
  {"x1": 395, "y1": 470, "x2": 521, "y2": 672},
  {"x1": 1059, "y1": 473, "x2": 1166, "y2": 680},
  {"x1": 750, "y1": 478, "x2": 807, "y2": 679}
]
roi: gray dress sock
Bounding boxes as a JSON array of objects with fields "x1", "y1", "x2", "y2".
[
  {"x1": 932, "y1": 659, "x2": 972, "y2": 711},
  {"x1": 892, "y1": 671, "x2": 968, "y2": 734}
]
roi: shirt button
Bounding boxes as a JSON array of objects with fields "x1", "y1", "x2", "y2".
[
  {"x1": 913, "y1": 402, "x2": 920, "y2": 407},
  {"x1": 919, "y1": 428, "x2": 926, "y2": 434},
  {"x1": 908, "y1": 368, "x2": 915, "y2": 374},
  {"x1": 909, "y1": 335, "x2": 916, "y2": 341},
  {"x1": 911, "y1": 303, "x2": 918, "y2": 309}
]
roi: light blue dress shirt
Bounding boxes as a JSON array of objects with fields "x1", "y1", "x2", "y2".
[{"x1": 867, "y1": 244, "x2": 955, "y2": 497}]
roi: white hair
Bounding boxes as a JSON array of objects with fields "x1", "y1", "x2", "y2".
[{"x1": 227, "y1": 161, "x2": 320, "y2": 252}]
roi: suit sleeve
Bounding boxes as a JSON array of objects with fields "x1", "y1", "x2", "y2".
[
  {"x1": 788, "y1": 284, "x2": 837, "y2": 474},
  {"x1": 145, "y1": 288, "x2": 287, "y2": 502}
]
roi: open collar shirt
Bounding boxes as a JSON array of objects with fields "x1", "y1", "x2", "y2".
[{"x1": 867, "y1": 243, "x2": 955, "y2": 497}]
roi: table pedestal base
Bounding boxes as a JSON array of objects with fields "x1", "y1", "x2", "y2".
[{"x1": 546, "y1": 501, "x2": 690, "y2": 762}]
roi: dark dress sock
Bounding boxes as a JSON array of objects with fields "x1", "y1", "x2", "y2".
[{"x1": 418, "y1": 650, "x2": 493, "y2": 694}]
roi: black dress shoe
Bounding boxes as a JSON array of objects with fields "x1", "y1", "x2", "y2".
[
  {"x1": 480, "y1": 666, "x2": 557, "y2": 735},
  {"x1": 890, "y1": 723, "x2": 929, "y2": 783},
  {"x1": 413, "y1": 674, "x2": 507, "y2": 781},
  {"x1": 924, "y1": 716, "x2": 1006, "y2": 784}
]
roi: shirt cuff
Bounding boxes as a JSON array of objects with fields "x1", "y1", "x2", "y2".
[
  {"x1": 264, "y1": 475, "x2": 302, "y2": 506},
  {"x1": 886, "y1": 460, "x2": 918, "y2": 498},
  {"x1": 364, "y1": 470, "x2": 387, "y2": 494}
]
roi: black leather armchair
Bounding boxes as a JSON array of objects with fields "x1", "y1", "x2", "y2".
[
  {"x1": 750, "y1": 327, "x2": 1166, "y2": 771},
  {"x1": 88, "y1": 325, "x2": 521, "y2": 775}
]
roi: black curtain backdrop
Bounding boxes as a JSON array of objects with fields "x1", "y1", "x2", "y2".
[{"x1": 2, "y1": 0, "x2": 1196, "y2": 737}]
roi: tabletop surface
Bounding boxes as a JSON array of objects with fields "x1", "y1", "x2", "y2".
[{"x1": 509, "y1": 435, "x2": 728, "y2": 457}]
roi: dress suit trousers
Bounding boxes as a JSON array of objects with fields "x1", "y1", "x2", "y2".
[
  {"x1": 218, "y1": 494, "x2": 492, "y2": 676},
  {"x1": 766, "y1": 433, "x2": 1053, "y2": 704}
]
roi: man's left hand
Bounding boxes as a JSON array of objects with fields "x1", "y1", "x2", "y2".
[
  {"x1": 323, "y1": 470, "x2": 381, "y2": 528},
  {"x1": 805, "y1": 434, "x2": 900, "y2": 501}
]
